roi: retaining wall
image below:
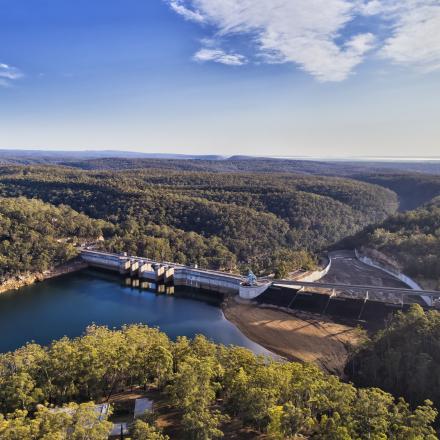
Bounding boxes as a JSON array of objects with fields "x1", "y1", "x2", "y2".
[
  {"x1": 355, "y1": 249, "x2": 422, "y2": 289},
  {"x1": 355, "y1": 249, "x2": 431, "y2": 306},
  {"x1": 294, "y1": 258, "x2": 332, "y2": 283}
]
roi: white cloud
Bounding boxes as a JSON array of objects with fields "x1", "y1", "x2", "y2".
[
  {"x1": 0, "y1": 63, "x2": 23, "y2": 79},
  {"x1": 168, "y1": 0, "x2": 204, "y2": 23},
  {"x1": 166, "y1": 0, "x2": 377, "y2": 81},
  {"x1": 193, "y1": 48, "x2": 247, "y2": 65},
  {"x1": 357, "y1": 0, "x2": 383, "y2": 16},
  {"x1": 166, "y1": 0, "x2": 440, "y2": 81},
  {"x1": 379, "y1": 1, "x2": 440, "y2": 73},
  {"x1": 0, "y1": 63, "x2": 23, "y2": 87}
]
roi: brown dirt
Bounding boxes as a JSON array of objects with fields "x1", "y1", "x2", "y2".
[
  {"x1": 105, "y1": 387, "x2": 269, "y2": 439},
  {"x1": 224, "y1": 298, "x2": 363, "y2": 376},
  {"x1": 0, "y1": 260, "x2": 87, "y2": 295}
]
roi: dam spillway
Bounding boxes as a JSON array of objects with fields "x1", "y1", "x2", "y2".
[{"x1": 80, "y1": 250, "x2": 244, "y2": 295}]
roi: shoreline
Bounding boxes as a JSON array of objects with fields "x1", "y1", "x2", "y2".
[
  {"x1": 223, "y1": 296, "x2": 363, "y2": 376},
  {"x1": 0, "y1": 259, "x2": 88, "y2": 295},
  {"x1": 1, "y1": 264, "x2": 361, "y2": 376}
]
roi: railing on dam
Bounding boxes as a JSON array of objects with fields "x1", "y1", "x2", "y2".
[
  {"x1": 80, "y1": 250, "x2": 245, "y2": 294},
  {"x1": 80, "y1": 250, "x2": 440, "y2": 306}
]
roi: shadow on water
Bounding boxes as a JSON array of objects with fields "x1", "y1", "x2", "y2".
[{"x1": 0, "y1": 268, "x2": 272, "y2": 356}]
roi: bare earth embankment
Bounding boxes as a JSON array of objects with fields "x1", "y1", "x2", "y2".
[
  {"x1": 0, "y1": 260, "x2": 88, "y2": 295},
  {"x1": 224, "y1": 298, "x2": 362, "y2": 376}
]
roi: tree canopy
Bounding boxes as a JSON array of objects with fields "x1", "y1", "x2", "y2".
[
  {"x1": 346, "y1": 198, "x2": 440, "y2": 289},
  {"x1": 0, "y1": 324, "x2": 438, "y2": 439},
  {"x1": 0, "y1": 165, "x2": 398, "y2": 275},
  {"x1": 0, "y1": 197, "x2": 105, "y2": 280},
  {"x1": 350, "y1": 304, "x2": 440, "y2": 416}
]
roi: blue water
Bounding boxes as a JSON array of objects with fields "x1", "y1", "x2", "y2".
[{"x1": 0, "y1": 269, "x2": 270, "y2": 355}]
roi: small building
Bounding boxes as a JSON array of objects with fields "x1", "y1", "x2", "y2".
[{"x1": 134, "y1": 398, "x2": 153, "y2": 419}]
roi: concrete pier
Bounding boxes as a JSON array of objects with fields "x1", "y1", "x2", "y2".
[
  {"x1": 130, "y1": 260, "x2": 139, "y2": 276},
  {"x1": 164, "y1": 267, "x2": 174, "y2": 283},
  {"x1": 139, "y1": 262, "x2": 155, "y2": 280},
  {"x1": 155, "y1": 266, "x2": 166, "y2": 282},
  {"x1": 81, "y1": 250, "x2": 242, "y2": 294}
]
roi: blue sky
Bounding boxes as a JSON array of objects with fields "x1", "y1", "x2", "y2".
[{"x1": 1, "y1": 0, "x2": 439, "y2": 157}]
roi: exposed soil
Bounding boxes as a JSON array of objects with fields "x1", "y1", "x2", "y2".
[
  {"x1": 0, "y1": 259, "x2": 88, "y2": 295},
  {"x1": 224, "y1": 298, "x2": 363, "y2": 376},
  {"x1": 106, "y1": 387, "x2": 269, "y2": 439}
]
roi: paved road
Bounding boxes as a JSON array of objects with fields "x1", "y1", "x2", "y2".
[
  {"x1": 320, "y1": 250, "x2": 408, "y2": 288},
  {"x1": 274, "y1": 251, "x2": 438, "y2": 306}
]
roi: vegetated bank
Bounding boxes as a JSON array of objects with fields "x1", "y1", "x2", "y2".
[
  {"x1": 349, "y1": 304, "x2": 440, "y2": 424},
  {"x1": 0, "y1": 323, "x2": 438, "y2": 439},
  {"x1": 0, "y1": 196, "x2": 106, "y2": 293},
  {"x1": 346, "y1": 196, "x2": 440, "y2": 290}
]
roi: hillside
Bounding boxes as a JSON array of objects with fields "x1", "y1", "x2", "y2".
[
  {"x1": 0, "y1": 165, "x2": 398, "y2": 274},
  {"x1": 350, "y1": 304, "x2": 440, "y2": 413},
  {"x1": 353, "y1": 172, "x2": 440, "y2": 211},
  {"x1": 57, "y1": 157, "x2": 440, "y2": 211},
  {"x1": 346, "y1": 197, "x2": 440, "y2": 289},
  {"x1": 8, "y1": 153, "x2": 437, "y2": 176},
  {"x1": 0, "y1": 197, "x2": 105, "y2": 280}
]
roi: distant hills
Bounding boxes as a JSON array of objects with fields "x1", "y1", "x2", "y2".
[
  {"x1": 1, "y1": 149, "x2": 440, "y2": 175},
  {"x1": 0, "y1": 149, "x2": 226, "y2": 164}
]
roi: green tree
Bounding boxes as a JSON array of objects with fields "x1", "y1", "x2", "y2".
[{"x1": 131, "y1": 419, "x2": 169, "y2": 440}]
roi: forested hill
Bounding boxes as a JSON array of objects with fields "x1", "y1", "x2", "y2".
[
  {"x1": 3, "y1": 154, "x2": 440, "y2": 211},
  {"x1": 0, "y1": 197, "x2": 105, "y2": 280},
  {"x1": 56, "y1": 156, "x2": 440, "y2": 176},
  {"x1": 346, "y1": 197, "x2": 440, "y2": 289},
  {"x1": 350, "y1": 304, "x2": 440, "y2": 415},
  {"x1": 0, "y1": 165, "x2": 397, "y2": 274},
  {"x1": 353, "y1": 172, "x2": 440, "y2": 211},
  {"x1": 57, "y1": 157, "x2": 440, "y2": 211}
]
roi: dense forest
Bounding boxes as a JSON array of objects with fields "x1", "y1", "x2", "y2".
[
  {"x1": 346, "y1": 197, "x2": 440, "y2": 289},
  {"x1": 1, "y1": 158, "x2": 440, "y2": 286},
  {"x1": 54, "y1": 157, "x2": 440, "y2": 212},
  {"x1": 349, "y1": 305, "x2": 440, "y2": 418},
  {"x1": 0, "y1": 165, "x2": 398, "y2": 275},
  {"x1": 0, "y1": 324, "x2": 438, "y2": 439},
  {"x1": 0, "y1": 197, "x2": 105, "y2": 280},
  {"x1": 353, "y1": 173, "x2": 440, "y2": 211}
]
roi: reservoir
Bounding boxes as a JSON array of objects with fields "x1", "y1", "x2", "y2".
[{"x1": 0, "y1": 269, "x2": 271, "y2": 355}]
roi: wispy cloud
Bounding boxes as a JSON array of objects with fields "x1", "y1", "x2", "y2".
[
  {"x1": 379, "y1": 1, "x2": 440, "y2": 73},
  {"x1": 168, "y1": 0, "x2": 204, "y2": 23},
  {"x1": 193, "y1": 48, "x2": 247, "y2": 66},
  {"x1": 166, "y1": 0, "x2": 440, "y2": 81},
  {"x1": 165, "y1": 0, "x2": 376, "y2": 81},
  {"x1": 0, "y1": 63, "x2": 23, "y2": 87}
]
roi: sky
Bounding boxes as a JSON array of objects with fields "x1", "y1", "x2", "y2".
[{"x1": 0, "y1": 0, "x2": 439, "y2": 157}]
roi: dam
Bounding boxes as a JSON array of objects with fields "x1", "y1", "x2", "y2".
[
  {"x1": 81, "y1": 250, "x2": 243, "y2": 294},
  {"x1": 80, "y1": 250, "x2": 440, "y2": 315}
]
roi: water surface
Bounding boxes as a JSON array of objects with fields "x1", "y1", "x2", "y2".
[{"x1": 0, "y1": 269, "x2": 270, "y2": 355}]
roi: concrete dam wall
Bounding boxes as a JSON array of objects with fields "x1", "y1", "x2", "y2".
[{"x1": 81, "y1": 250, "x2": 243, "y2": 295}]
